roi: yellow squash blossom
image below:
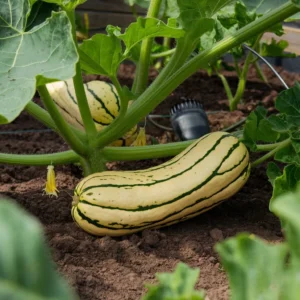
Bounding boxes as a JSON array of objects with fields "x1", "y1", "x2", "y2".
[
  {"x1": 44, "y1": 165, "x2": 59, "y2": 197},
  {"x1": 131, "y1": 127, "x2": 147, "y2": 146}
]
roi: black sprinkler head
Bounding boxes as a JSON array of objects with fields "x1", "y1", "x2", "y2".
[{"x1": 170, "y1": 98, "x2": 210, "y2": 141}]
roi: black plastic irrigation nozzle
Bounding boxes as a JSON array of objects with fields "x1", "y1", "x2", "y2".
[{"x1": 170, "y1": 99, "x2": 210, "y2": 141}]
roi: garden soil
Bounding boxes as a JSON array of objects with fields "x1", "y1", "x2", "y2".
[{"x1": 1, "y1": 64, "x2": 299, "y2": 300}]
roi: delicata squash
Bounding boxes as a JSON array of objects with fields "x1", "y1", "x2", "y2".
[
  {"x1": 72, "y1": 131, "x2": 250, "y2": 236},
  {"x1": 46, "y1": 79, "x2": 137, "y2": 146}
]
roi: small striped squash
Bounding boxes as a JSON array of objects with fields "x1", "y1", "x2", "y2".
[
  {"x1": 72, "y1": 132, "x2": 250, "y2": 236},
  {"x1": 46, "y1": 79, "x2": 137, "y2": 146}
]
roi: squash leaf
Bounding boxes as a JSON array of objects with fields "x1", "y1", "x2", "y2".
[
  {"x1": 0, "y1": 0, "x2": 78, "y2": 124},
  {"x1": 216, "y1": 234, "x2": 288, "y2": 300},
  {"x1": 142, "y1": 262, "x2": 205, "y2": 300},
  {"x1": 79, "y1": 33, "x2": 123, "y2": 76},
  {"x1": 0, "y1": 198, "x2": 78, "y2": 299},
  {"x1": 42, "y1": 0, "x2": 86, "y2": 10}
]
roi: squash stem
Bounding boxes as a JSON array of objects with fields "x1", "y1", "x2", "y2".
[
  {"x1": 25, "y1": 101, "x2": 86, "y2": 140},
  {"x1": 0, "y1": 151, "x2": 79, "y2": 166},
  {"x1": 132, "y1": 0, "x2": 163, "y2": 95},
  {"x1": 83, "y1": 149, "x2": 107, "y2": 175},
  {"x1": 102, "y1": 140, "x2": 195, "y2": 161},
  {"x1": 251, "y1": 139, "x2": 291, "y2": 167},
  {"x1": 230, "y1": 35, "x2": 263, "y2": 111},
  {"x1": 66, "y1": 9, "x2": 98, "y2": 139}
]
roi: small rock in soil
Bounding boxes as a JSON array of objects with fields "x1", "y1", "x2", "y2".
[
  {"x1": 208, "y1": 256, "x2": 217, "y2": 263},
  {"x1": 50, "y1": 235, "x2": 80, "y2": 252},
  {"x1": 0, "y1": 173, "x2": 12, "y2": 183},
  {"x1": 94, "y1": 235, "x2": 118, "y2": 252},
  {"x1": 141, "y1": 229, "x2": 161, "y2": 247},
  {"x1": 129, "y1": 234, "x2": 140, "y2": 245},
  {"x1": 209, "y1": 228, "x2": 224, "y2": 241}
]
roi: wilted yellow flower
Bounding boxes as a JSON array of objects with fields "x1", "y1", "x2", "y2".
[
  {"x1": 131, "y1": 127, "x2": 146, "y2": 146},
  {"x1": 44, "y1": 165, "x2": 59, "y2": 197}
]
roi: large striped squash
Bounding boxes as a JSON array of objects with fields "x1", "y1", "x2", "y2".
[
  {"x1": 71, "y1": 132, "x2": 250, "y2": 236},
  {"x1": 46, "y1": 79, "x2": 137, "y2": 146}
]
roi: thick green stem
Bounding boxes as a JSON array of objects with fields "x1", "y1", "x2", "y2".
[
  {"x1": 67, "y1": 9, "x2": 98, "y2": 138},
  {"x1": 132, "y1": 0, "x2": 163, "y2": 95},
  {"x1": 25, "y1": 101, "x2": 58, "y2": 131},
  {"x1": 103, "y1": 140, "x2": 194, "y2": 161},
  {"x1": 85, "y1": 149, "x2": 107, "y2": 174},
  {"x1": 25, "y1": 101, "x2": 86, "y2": 140},
  {"x1": 230, "y1": 35, "x2": 263, "y2": 111},
  {"x1": 37, "y1": 85, "x2": 87, "y2": 156},
  {"x1": 0, "y1": 151, "x2": 79, "y2": 166},
  {"x1": 93, "y1": 2, "x2": 300, "y2": 148},
  {"x1": 230, "y1": 51, "x2": 253, "y2": 111},
  {"x1": 251, "y1": 139, "x2": 291, "y2": 167}
]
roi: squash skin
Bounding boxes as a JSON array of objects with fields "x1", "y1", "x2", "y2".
[
  {"x1": 71, "y1": 132, "x2": 251, "y2": 236},
  {"x1": 46, "y1": 79, "x2": 137, "y2": 146}
]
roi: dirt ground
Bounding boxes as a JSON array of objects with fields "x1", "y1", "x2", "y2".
[{"x1": 1, "y1": 64, "x2": 299, "y2": 299}]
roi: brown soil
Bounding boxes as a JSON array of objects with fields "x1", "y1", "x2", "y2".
[{"x1": 1, "y1": 64, "x2": 299, "y2": 300}]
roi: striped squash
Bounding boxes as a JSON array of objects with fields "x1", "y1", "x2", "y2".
[
  {"x1": 46, "y1": 79, "x2": 137, "y2": 146},
  {"x1": 71, "y1": 132, "x2": 250, "y2": 236}
]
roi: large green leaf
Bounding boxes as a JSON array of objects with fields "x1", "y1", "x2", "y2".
[
  {"x1": 0, "y1": 0, "x2": 78, "y2": 124},
  {"x1": 276, "y1": 82, "x2": 300, "y2": 117},
  {"x1": 0, "y1": 198, "x2": 78, "y2": 299},
  {"x1": 270, "y1": 186, "x2": 300, "y2": 263},
  {"x1": 243, "y1": 106, "x2": 279, "y2": 150},
  {"x1": 79, "y1": 33, "x2": 123, "y2": 77},
  {"x1": 267, "y1": 163, "x2": 300, "y2": 200},
  {"x1": 216, "y1": 234, "x2": 288, "y2": 300}
]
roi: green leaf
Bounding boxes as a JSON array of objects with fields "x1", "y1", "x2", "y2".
[
  {"x1": 242, "y1": 0, "x2": 297, "y2": 14},
  {"x1": 260, "y1": 38, "x2": 297, "y2": 58},
  {"x1": 177, "y1": 0, "x2": 234, "y2": 22},
  {"x1": 266, "y1": 162, "x2": 282, "y2": 186},
  {"x1": 0, "y1": 1, "x2": 78, "y2": 124},
  {"x1": 292, "y1": 0, "x2": 300, "y2": 7},
  {"x1": 26, "y1": 1, "x2": 59, "y2": 31},
  {"x1": 142, "y1": 262, "x2": 205, "y2": 300},
  {"x1": 43, "y1": 0, "x2": 86, "y2": 10},
  {"x1": 275, "y1": 82, "x2": 300, "y2": 116},
  {"x1": 270, "y1": 185, "x2": 300, "y2": 263},
  {"x1": 114, "y1": 17, "x2": 184, "y2": 55},
  {"x1": 275, "y1": 144, "x2": 300, "y2": 166},
  {"x1": 267, "y1": 114, "x2": 291, "y2": 133},
  {"x1": 216, "y1": 234, "x2": 288, "y2": 300},
  {"x1": 268, "y1": 163, "x2": 300, "y2": 200},
  {"x1": 176, "y1": 0, "x2": 232, "y2": 40},
  {"x1": 79, "y1": 33, "x2": 123, "y2": 77},
  {"x1": 0, "y1": 198, "x2": 77, "y2": 299},
  {"x1": 243, "y1": 106, "x2": 278, "y2": 150},
  {"x1": 280, "y1": 266, "x2": 300, "y2": 299}
]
